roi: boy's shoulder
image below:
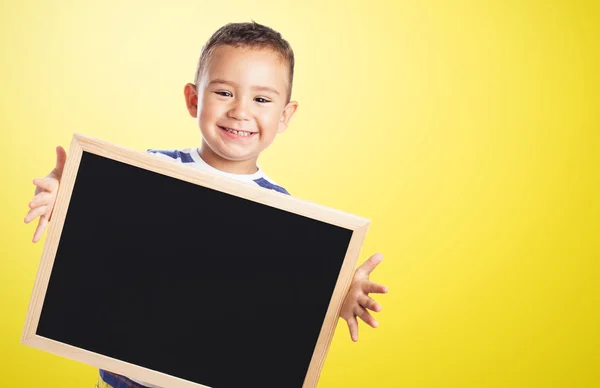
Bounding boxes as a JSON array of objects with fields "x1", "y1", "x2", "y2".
[{"x1": 146, "y1": 148, "x2": 290, "y2": 195}]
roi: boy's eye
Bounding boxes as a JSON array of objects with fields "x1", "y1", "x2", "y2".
[
  {"x1": 215, "y1": 91, "x2": 232, "y2": 97},
  {"x1": 255, "y1": 97, "x2": 271, "y2": 103}
]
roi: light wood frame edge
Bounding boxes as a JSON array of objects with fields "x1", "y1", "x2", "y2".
[
  {"x1": 21, "y1": 134, "x2": 84, "y2": 344},
  {"x1": 302, "y1": 221, "x2": 369, "y2": 388},
  {"x1": 24, "y1": 335, "x2": 211, "y2": 388},
  {"x1": 21, "y1": 133, "x2": 371, "y2": 388}
]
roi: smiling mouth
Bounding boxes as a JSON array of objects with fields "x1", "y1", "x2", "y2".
[{"x1": 219, "y1": 126, "x2": 255, "y2": 137}]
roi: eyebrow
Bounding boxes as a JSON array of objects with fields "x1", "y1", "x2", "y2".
[{"x1": 208, "y1": 79, "x2": 280, "y2": 96}]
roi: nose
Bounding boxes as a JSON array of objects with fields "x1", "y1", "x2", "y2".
[{"x1": 227, "y1": 98, "x2": 250, "y2": 121}]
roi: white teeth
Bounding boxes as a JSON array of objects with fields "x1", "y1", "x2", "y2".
[{"x1": 223, "y1": 127, "x2": 252, "y2": 136}]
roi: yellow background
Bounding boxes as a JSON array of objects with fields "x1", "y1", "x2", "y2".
[{"x1": 1, "y1": 0, "x2": 598, "y2": 386}]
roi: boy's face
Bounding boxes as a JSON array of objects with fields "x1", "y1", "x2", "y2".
[{"x1": 184, "y1": 45, "x2": 297, "y2": 164}]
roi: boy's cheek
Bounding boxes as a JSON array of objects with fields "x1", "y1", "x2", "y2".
[{"x1": 198, "y1": 100, "x2": 220, "y2": 121}]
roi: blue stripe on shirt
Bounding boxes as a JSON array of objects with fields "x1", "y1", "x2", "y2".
[
  {"x1": 147, "y1": 149, "x2": 194, "y2": 163},
  {"x1": 253, "y1": 178, "x2": 290, "y2": 195},
  {"x1": 99, "y1": 369, "x2": 148, "y2": 388}
]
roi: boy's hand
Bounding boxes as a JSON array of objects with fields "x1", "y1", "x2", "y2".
[
  {"x1": 339, "y1": 253, "x2": 388, "y2": 342},
  {"x1": 24, "y1": 146, "x2": 67, "y2": 243}
]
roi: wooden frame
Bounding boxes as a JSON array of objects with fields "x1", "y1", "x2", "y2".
[{"x1": 22, "y1": 133, "x2": 370, "y2": 388}]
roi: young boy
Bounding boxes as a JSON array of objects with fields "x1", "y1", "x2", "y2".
[{"x1": 24, "y1": 22, "x2": 388, "y2": 388}]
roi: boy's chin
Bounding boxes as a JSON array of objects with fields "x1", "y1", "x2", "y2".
[{"x1": 215, "y1": 147, "x2": 259, "y2": 163}]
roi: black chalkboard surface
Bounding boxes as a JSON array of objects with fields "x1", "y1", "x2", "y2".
[{"x1": 22, "y1": 134, "x2": 370, "y2": 388}]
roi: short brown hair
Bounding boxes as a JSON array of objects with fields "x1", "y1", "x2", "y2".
[{"x1": 194, "y1": 21, "x2": 295, "y2": 102}]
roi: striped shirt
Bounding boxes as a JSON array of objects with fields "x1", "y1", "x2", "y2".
[{"x1": 146, "y1": 148, "x2": 289, "y2": 195}]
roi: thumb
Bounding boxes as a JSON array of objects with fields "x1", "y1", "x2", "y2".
[
  {"x1": 52, "y1": 146, "x2": 67, "y2": 178},
  {"x1": 356, "y1": 253, "x2": 384, "y2": 277}
]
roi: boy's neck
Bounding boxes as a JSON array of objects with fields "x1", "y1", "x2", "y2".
[{"x1": 198, "y1": 144, "x2": 259, "y2": 175}]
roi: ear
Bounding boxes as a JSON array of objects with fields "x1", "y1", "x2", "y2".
[
  {"x1": 277, "y1": 101, "x2": 299, "y2": 134},
  {"x1": 184, "y1": 83, "x2": 199, "y2": 118}
]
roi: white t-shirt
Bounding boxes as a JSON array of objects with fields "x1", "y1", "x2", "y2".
[{"x1": 146, "y1": 148, "x2": 289, "y2": 195}]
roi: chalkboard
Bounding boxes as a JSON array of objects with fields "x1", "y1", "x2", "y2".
[{"x1": 22, "y1": 134, "x2": 370, "y2": 388}]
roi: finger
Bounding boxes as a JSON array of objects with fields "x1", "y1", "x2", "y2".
[
  {"x1": 359, "y1": 294, "x2": 382, "y2": 312},
  {"x1": 29, "y1": 192, "x2": 53, "y2": 209},
  {"x1": 33, "y1": 178, "x2": 58, "y2": 192},
  {"x1": 356, "y1": 307, "x2": 379, "y2": 329},
  {"x1": 53, "y1": 146, "x2": 67, "y2": 178},
  {"x1": 346, "y1": 315, "x2": 359, "y2": 342},
  {"x1": 32, "y1": 216, "x2": 49, "y2": 243},
  {"x1": 24, "y1": 206, "x2": 48, "y2": 224},
  {"x1": 356, "y1": 253, "x2": 384, "y2": 277},
  {"x1": 363, "y1": 280, "x2": 389, "y2": 294}
]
